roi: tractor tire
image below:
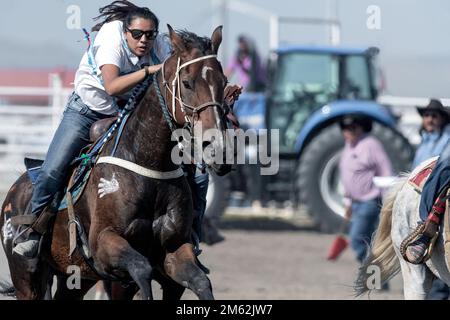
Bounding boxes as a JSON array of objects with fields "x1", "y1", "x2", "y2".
[{"x1": 297, "y1": 122, "x2": 413, "y2": 233}]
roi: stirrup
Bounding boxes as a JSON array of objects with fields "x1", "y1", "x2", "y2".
[
  {"x1": 12, "y1": 232, "x2": 41, "y2": 258},
  {"x1": 12, "y1": 226, "x2": 44, "y2": 259},
  {"x1": 12, "y1": 225, "x2": 34, "y2": 247},
  {"x1": 400, "y1": 223, "x2": 439, "y2": 264}
]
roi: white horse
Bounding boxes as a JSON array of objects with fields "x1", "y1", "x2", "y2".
[{"x1": 355, "y1": 157, "x2": 450, "y2": 299}]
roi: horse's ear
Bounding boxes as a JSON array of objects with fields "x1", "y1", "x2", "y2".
[
  {"x1": 211, "y1": 25, "x2": 223, "y2": 54},
  {"x1": 167, "y1": 24, "x2": 186, "y2": 54}
]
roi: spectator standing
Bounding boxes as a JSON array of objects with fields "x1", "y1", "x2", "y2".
[
  {"x1": 412, "y1": 99, "x2": 450, "y2": 300},
  {"x1": 338, "y1": 115, "x2": 393, "y2": 263},
  {"x1": 225, "y1": 35, "x2": 266, "y2": 92}
]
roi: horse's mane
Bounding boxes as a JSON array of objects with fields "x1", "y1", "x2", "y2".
[{"x1": 174, "y1": 30, "x2": 213, "y2": 55}]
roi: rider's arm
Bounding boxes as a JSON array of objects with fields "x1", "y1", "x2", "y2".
[
  {"x1": 100, "y1": 64, "x2": 161, "y2": 97},
  {"x1": 95, "y1": 36, "x2": 161, "y2": 97}
]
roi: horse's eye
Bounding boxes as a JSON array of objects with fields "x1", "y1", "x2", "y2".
[{"x1": 182, "y1": 80, "x2": 193, "y2": 90}]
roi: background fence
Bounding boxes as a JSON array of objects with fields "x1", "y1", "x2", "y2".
[{"x1": 0, "y1": 74, "x2": 72, "y2": 195}]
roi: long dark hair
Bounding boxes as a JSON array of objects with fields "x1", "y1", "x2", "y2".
[{"x1": 91, "y1": 0, "x2": 159, "y2": 32}]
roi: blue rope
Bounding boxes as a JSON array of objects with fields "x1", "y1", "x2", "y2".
[
  {"x1": 109, "y1": 75, "x2": 153, "y2": 156},
  {"x1": 153, "y1": 72, "x2": 176, "y2": 132}
]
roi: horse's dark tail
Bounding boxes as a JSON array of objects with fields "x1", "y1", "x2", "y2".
[{"x1": 0, "y1": 280, "x2": 16, "y2": 298}]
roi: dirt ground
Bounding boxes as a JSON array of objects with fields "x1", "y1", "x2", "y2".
[
  {"x1": 0, "y1": 214, "x2": 404, "y2": 300},
  {"x1": 178, "y1": 216, "x2": 404, "y2": 300}
]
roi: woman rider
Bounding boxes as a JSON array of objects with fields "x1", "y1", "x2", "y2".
[{"x1": 13, "y1": 1, "x2": 209, "y2": 258}]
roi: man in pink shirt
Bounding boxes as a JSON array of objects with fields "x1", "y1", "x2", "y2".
[{"x1": 339, "y1": 115, "x2": 393, "y2": 263}]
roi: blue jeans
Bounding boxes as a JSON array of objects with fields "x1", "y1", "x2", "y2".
[
  {"x1": 186, "y1": 166, "x2": 209, "y2": 241},
  {"x1": 428, "y1": 277, "x2": 450, "y2": 300},
  {"x1": 349, "y1": 198, "x2": 381, "y2": 263},
  {"x1": 419, "y1": 143, "x2": 450, "y2": 221},
  {"x1": 30, "y1": 93, "x2": 110, "y2": 215}
]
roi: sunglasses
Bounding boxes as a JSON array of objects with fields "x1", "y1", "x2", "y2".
[
  {"x1": 341, "y1": 124, "x2": 359, "y2": 131},
  {"x1": 126, "y1": 28, "x2": 158, "y2": 40}
]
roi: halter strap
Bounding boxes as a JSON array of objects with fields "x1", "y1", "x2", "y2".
[
  {"x1": 161, "y1": 54, "x2": 221, "y2": 124},
  {"x1": 178, "y1": 54, "x2": 218, "y2": 70}
]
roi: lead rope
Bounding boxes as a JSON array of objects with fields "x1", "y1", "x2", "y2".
[{"x1": 153, "y1": 72, "x2": 176, "y2": 132}]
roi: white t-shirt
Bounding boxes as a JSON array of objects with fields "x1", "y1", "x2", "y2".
[{"x1": 74, "y1": 20, "x2": 171, "y2": 115}]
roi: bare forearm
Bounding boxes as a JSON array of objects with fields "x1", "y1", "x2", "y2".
[
  {"x1": 103, "y1": 64, "x2": 161, "y2": 96},
  {"x1": 105, "y1": 68, "x2": 147, "y2": 96}
]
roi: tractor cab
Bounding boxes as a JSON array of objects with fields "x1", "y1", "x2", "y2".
[{"x1": 267, "y1": 45, "x2": 380, "y2": 154}]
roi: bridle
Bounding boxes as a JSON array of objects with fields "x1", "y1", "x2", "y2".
[{"x1": 161, "y1": 54, "x2": 223, "y2": 125}]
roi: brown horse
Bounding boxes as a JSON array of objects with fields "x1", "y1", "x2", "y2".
[{"x1": 0, "y1": 25, "x2": 230, "y2": 300}]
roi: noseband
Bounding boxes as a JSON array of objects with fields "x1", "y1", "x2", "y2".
[{"x1": 161, "y1": 54, "x2": 222, "y2": 124}]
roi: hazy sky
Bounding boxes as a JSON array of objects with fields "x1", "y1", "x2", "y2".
[{"x1": 0, "y1": 0, "x2": 449, "y2": 97}]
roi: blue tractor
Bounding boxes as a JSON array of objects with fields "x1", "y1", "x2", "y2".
[{"x1": 206, "y1": 44, "x2": 413, "y2": 233}]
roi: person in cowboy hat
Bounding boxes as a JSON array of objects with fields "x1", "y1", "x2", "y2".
[
  {"x1": 409, "y1": 99, "x2": 450, "y2": 299},
  {"x1": 412, "y1": 99, "x2": 450, "y2": 169},
  {"x1": 338, "y1": 114, "x2": 392, "y2": 263},
  {"x1": 403, "y1": 99, "x2": 450, "y2": 265}
]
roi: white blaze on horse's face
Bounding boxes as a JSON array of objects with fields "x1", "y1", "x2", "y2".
[
  {"x1": 98, "y1": 173, "x2": 120, "y2": 198},
  {"x1": 201, "y1": 66, "x2": 213, "y2": 81},
  {"x1": 201, "y1": 65, "x2": 222, "y2": 129},
  {"x1": 202, "y1": 65, "x2": 215, "y2": 102}
]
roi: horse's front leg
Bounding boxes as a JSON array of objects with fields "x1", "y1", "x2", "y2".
[
  {"x1": 92, "y1": 228, "x2": 153, "y2": 300},
  {"x1": 398, "y1": 257, "x2": 434, "y2": 299}
]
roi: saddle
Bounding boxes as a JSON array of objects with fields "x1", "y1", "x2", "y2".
[
  {"x1": 401, "y1": 156, "x2": 448, "y2": 264},
  {"x1": 408, "y1": 157, "x2": 438, "y2": 193},
  {"x1": 89, "y1": 117, "x2": 117, "y2": 143},
  {"x1": 23, "y1": 116, "x2": 117, "y2": 207},
  {"x1": 11, "y1": 117, "x2": 117, "y2": 259}
]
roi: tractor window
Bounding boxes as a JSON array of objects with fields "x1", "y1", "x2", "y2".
[
  {"x1": 269, "y1": 53, "x2": 339, "y2": 153},
  {"x1": 273, "y1": 53, "x2": 339, "y2": 103},
  {"x1": 343, "y1": 56, "x2": 372, "y2": 100}
]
